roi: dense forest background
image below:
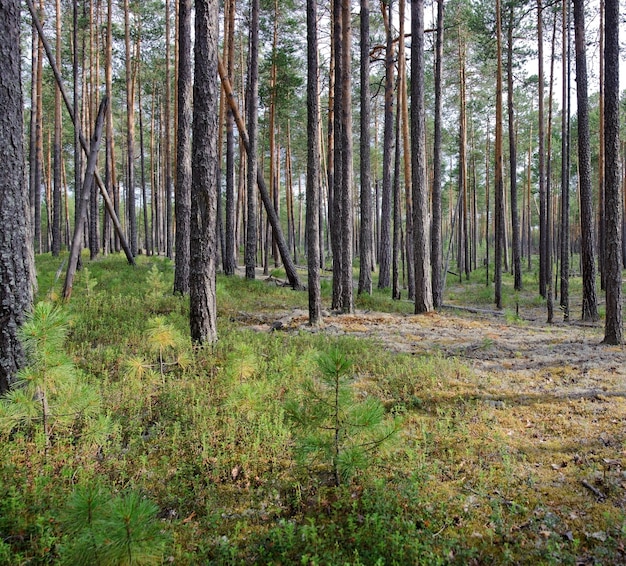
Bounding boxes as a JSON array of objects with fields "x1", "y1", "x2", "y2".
[{"x1": 21, "y1": 0, "x2": 626, "y2": 324}]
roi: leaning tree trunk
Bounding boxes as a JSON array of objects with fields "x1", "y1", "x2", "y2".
[
  {"x1": 190, "y1": 0, "x2": 219, "y2": 345},
  {"x1": 0, "y1": 0, "x2": 35, "y2": 393}
]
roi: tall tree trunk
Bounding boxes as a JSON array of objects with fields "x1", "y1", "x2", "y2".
[
  {"x1": 398, "y1": 0, "x2": 414, "y2": 300},
  {"x1": 52, "y1": 0, "x2": 63, "y2": 257},
  {"x1": 0, "y1": 0, "x2": 35, "y2": 393},
  {"x1": 411, "y1": 0, "x2": 433, "y2": 314},
  {"x1": 245, "y1": 0, "x2": 259, "y2": 280},
  {"x1": 190, "y1": 0, "x2": 219, "y2": 344},
  {"x1": 537, "y1": 0, "x2": 547, "y2": 298},
  {"x1": 546, "y1": 11, "x2": 557, "y2": 322},
  {"x1": 458, "y1": 31, "x2": 469, "y2": 281},
  {"x1": 339, "y1": 0, "x2": 354, "y2": 312},
  {"x1": 34, "y1": 0, "x2": 44, "y2": 254},
  {"x1": 431, "y1": 0, "x2": 444, "y2": 307},
  {"x1": 573, "y1": 0, "x2": 599, "y2": 321},
  {"x1": 88, "y1": 0, "x2": 100, "y2": 259},
  {"x1": 223, "y1": 0, "x2": 237, "y2": 275},
  {"x1": 358, "y1": 0, "x2": 373, "y2": 296},
  {"x1": 602, "y1": 0, "x2": 622, "y2": 344},
  {"x1": 378, "y1": 0, "x2": 395, "y2": 290},
  {"x1": 598, "y1": 0, "x2": 605, "y2": 290},
  {"x1": 165, "y1": 0, "x2": 173, "y2": 259},
  {"x1": 560, "y1": 0, "x2": 571, "y2": 319},
  {"x1": 507, "y1": 3, "x2": 522, "y2": 291},
  {"x1": 174, "y1": 0, "x2": 193, "y2": 293},
  {"x1": 331, "y1": 0, "x2": 343, "y2": 308},
  {"x1": 307, "y1": 0, "x2": 322, "y2": 325},
  {"x1": 494, "y1": 0, "x2": 504, "y2": 309},
  {"x1": 124, "y1": 0, "x2": 138, "y2": 257},
  {"x1": 72, "y1": 0, "x2": 83, "y2": 258}
]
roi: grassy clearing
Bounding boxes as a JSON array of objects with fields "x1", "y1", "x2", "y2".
[{"x1": 1, "y1": 253, "x2": 625, "y2": 564}]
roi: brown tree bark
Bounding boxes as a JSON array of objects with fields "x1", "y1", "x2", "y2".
[
  {"x1": 245, "y1": 0, "x2": 259, "y2": 280},
  {"x1": 358, "y1": 0, "x2": 373, "y2": 296},
  {"x1": 307, "y1": 0, "x2": 322, "y2": 326},
  {"x1": 431, "y1": 0, "x2": 444, "y2": 307},
  {"x1": 573, "y1": 0, "x2": 599, "y2": 321},
  {"x1": 602, "y1": 0, "x2": 622, "y2": 344},
  {"x1": 0, "y1": 0, "x2": 35, "y2": 393},
  {"x1": 174, "y1": 0, "x2": 193, "y2": 294},
  {"x1": 494, "y1": 0, "x2": 504, "y2": 310},
  {"x1": 190, "y1": 0, "x2": 219, "y2": 345},
  {"x1": 410, "y1": 0, "x2": 433, "y2": 313}
]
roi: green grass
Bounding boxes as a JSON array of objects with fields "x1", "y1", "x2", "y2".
[{"x1": 1, "y1": 253, "x2": 625, "y2": 564}]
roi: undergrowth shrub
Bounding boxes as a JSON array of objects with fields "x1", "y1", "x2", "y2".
[
  {"x1": 285, "y1": 349, "x2": 400, "y2": 486},
  {"x1": 60, "y1": 486, "x2": 169, "y2": 565}
]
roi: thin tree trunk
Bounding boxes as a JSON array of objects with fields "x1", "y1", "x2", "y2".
[
  {"x1": 378, "y1": 0, "x2": 394, "y2": 290},
  {"x1": 560, "y1": 0, "x2": 571, "y2": 319},
  {"x1": 494, "y1": 0, "x2": 504, "y2": 309},
  {"x1": 223, "y1": 0, "x2": 237, "y2": 275},
  {"x1": 52, "y1": 0, "x2": 62, "y2": 257},
  {"x1": 124, "y1": 0, "x2": 137, "y2": 257},
  {"x1": 174, "y1": 0, "x2": 193, "y2": 293},
  {"x1": 245, "y1": 0, "x2": 259, "y2": 280},
  {"x1": 64, "y1": 98, "x2": 108, "y2": 301},
  {"x1": 358, "y1": 0, "x2": 373, "y2": 296},
  {"x1": 165, "y1": 0, "x2": 173, "y2": 259},
  {"x1": 399, "y1": 0, "x2": 414, "y2": 300},
  {"x1": 432, "y1": 0, "x2": 444, "y2": 307},
  {"x1": 507, "y1": 3, "x2": 522, "y2": 291}
]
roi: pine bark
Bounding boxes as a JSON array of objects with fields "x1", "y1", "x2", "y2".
[
  {"x1": 358, "y1": 0, "x2": 373, "y2": 296},
  {"x1": 245, "y1": 0, "x2": 259, "y2": 280},
  {"x1": 431, "y1": 0, "x2": 444, "y2": 307},
  {"x1": 573, "y1": 0, "x2": 599, "y2": 321},
  {"x1": 410, "y1": 0, "x2": 433, "y2": 314},
  {"x1": 602, "y1": 0, "x2": 622, "y2": 344},
  {"x1": 190, "y1": 0, "x2": 219, "y2": 344},
  {"x1": 378, "y1": 0, "x2": 395, "y2": 290},
  {"x1": 124, "y1": 0, "x2": 138, "y2": 257},
  {"x1": 507, "y1": 3, "x2": 522, "y2": 291},
  {"x1": 0, "y1": 0, "x2": 35, "y2": 393},
  {"x1": 174, "y1": 0, "x2": 193, "y2": 294},
  {"x1": 307, "y1": 0, "x2": 322, "y2": 325},
  {"x1": 494, "y1": 0, "x2": 504, "y2": 309}
]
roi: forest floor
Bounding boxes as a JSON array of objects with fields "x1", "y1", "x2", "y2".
[{"x1": 238, "y1": 282, "x2": 626, "y2": 404}]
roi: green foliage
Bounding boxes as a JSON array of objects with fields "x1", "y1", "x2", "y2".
[
  {"x1": 285, "y1": 349, "x2": 400, "y2": 486},
  {"x1": 0, "y1": 302, "x2": 108, "y2": 447},
  {"x1": 60, "y1": 487, "x2": 169, "y2": 565}
]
